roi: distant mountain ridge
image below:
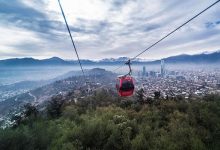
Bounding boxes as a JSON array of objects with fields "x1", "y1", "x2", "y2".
[
  {"x1": 162, "y1": 51, "x2": 220, "y2": 64},
  {"x1": 0, "y1": 51, "x2": 219, "y2": 66},
  {"x1": 0, "y1": 57, "x2": 70, "y2": 66}
]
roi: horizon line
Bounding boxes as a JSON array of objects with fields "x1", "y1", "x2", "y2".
[{"x1": 0, "y1": 50, "x2": 219, "y2": 61}]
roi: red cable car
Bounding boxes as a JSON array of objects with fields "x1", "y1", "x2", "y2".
[
  {"x1": 116, "y1": 60, "x2": 135, "y2": 97},
  {"x1": 116, "y1": 75, "x2": 134, "y2": 97}
]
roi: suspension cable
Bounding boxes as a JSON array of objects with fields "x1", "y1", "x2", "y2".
[
  {"x1": 113, "y1": 0, "x2": 220, "y2": 72},
  {"x1": 57, "y1": 0, "x2": 86, "y2": 79}
]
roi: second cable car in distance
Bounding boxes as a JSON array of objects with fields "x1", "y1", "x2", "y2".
[{"x1": 116, "y1": 60, "x2": 135, "y2": 97}]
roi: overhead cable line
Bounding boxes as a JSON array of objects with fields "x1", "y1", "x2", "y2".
[
  {"x1": 113, "y1": 0, "x2": 220, "y2": 72},
  {"x1": 57, "y1": 0, "x2": 86, "y2": 79}
]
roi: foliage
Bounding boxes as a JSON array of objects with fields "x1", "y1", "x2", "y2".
[
  {"x1": 47, "y1": 95, "x2": 64, "y2": 118},
  {"x1": 0, "y1": 93, "x2": 220, "y2": 150},
  {"x1": 23, "y1": 103, "x2": 38, "y2": 118}
]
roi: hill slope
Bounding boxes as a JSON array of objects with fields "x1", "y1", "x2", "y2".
[{"x1": 0, "y1": 91, "x2": 220, "y2": 150}]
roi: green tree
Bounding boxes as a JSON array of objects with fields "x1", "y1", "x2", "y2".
[{"x1": 47, "y1": 95, "x2": 64, "y2": 118}]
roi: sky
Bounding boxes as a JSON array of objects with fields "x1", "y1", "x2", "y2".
[{"x1": 0, "y1": 0, "x2": 220, "y2": 60}]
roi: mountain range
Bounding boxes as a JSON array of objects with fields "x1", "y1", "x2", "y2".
[{"x1": 0, "y1": 51, "x2": 219, "y2": 66}]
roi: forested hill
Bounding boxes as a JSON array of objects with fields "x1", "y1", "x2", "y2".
[
  {"x1": 0, "y1": 68, "x2": 116, "y2": 117},
  {"x1": 0, "y1": 90, "x2": 220, "y2": 150}
]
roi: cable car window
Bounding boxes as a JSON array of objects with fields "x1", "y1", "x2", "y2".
[{"x1": 120, "y1": 80, "x2": 134, "y2": 91}]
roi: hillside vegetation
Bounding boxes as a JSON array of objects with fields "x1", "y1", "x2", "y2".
[{"x1": 0, "y1": 90, "x2": 220, "y2": 150}]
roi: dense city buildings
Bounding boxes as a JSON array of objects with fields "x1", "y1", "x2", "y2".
[{"x1": 136, "y1": 66, "x2": 220, "y2": 99}]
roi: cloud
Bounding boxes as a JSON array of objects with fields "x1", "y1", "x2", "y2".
[{"x1": 0, "y1": 0, "x2": 220, "y2": 60}]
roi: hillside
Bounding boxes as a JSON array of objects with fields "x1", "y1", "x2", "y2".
[
  {"x1": 0, "y1": 90, "x2": 220, "y2": 150},
  {"x1": 0, "y1": 68, "x2": 116, "y2": 116}
]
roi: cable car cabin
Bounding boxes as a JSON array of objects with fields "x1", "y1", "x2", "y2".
[{"x1": 116, "y1": 75, "x2": 135, "y2": 97}]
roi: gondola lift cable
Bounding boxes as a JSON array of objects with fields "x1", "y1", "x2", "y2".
[
  {"x1": 112, "y1": 0, "x2": 220, "y2": 72},
  {"x1": 57, "y1": 0, "x2": 86, "y2": 80}
]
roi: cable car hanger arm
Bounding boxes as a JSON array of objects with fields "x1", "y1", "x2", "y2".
[{"x1": 125, "y1": 59, "x2": 132, "y2": 76}]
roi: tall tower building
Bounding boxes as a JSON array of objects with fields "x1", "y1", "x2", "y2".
[
  {"x1": 142, "y1": 66, "x2": 146, "y2": 76},
  {"x1": 161, "y1": 59, "x2": 165, "y2": 77}
]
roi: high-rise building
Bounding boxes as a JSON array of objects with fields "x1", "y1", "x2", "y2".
[
  {"x1": 142, "y1": 66, "x2": 146, "y2": 76},
  {"x1": 161, "y1": 59, "x2": 165, "y2": 77},
  {"x1": 149, "y1": 71, "x2": 156, "y2": 77}
]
